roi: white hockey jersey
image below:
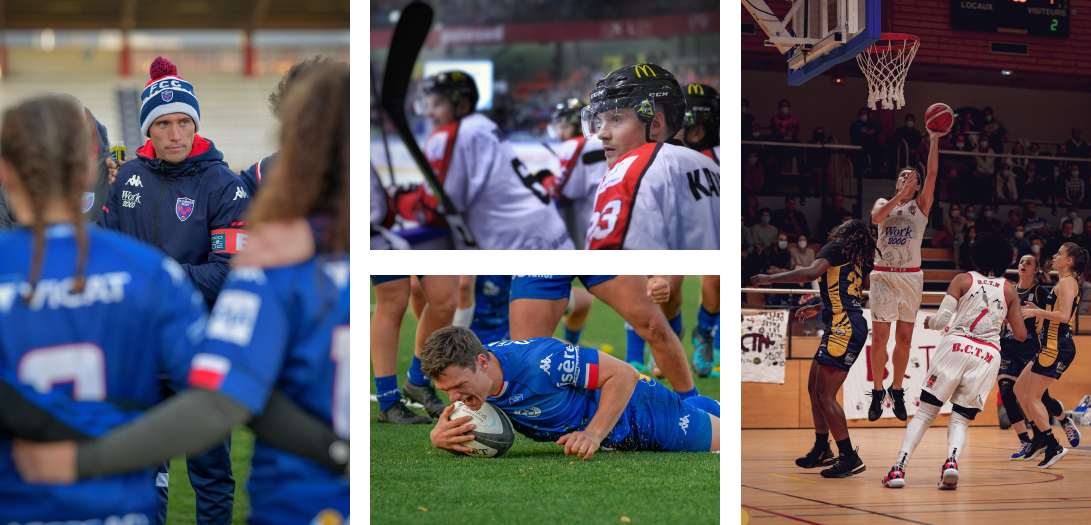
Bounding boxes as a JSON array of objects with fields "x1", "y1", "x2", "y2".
[
  {"x1": 422, "y1": 113, "x2": 573, "y2": 250},
  {"x1": 945, "y1": 271, "x2": 1009, "y2": 347},
  {"x1": 553, "y1": 136, "x2": 608, "y2": 249},
  {"x1": 700, "y1": 145, "x2": 720, "y2": 165},
  {"x1": 585, "y1": 142, "x2": 719, "y2": 250}
]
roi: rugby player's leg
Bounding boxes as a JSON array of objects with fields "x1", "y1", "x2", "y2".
[
  {"x1": 563, "y1": 287, "x2": 593, "y2": 344},
  {"x1": 591, "y1": 276, "x2": 696, "y2": 395},
  {"x1": 373, "y1": 278, "x2": 429, "y2": 423},
  {"x1": 409, "y1": 276, "x2": 426, "y2": 320},
  {"x1": 509, "y1": 297, "x2": 569, "y2": 339},
  {"x1": 709, "y1": 414, "x2": 719, "y2": 452},
  {"x1": 405, "y1": 276, "x2": 458, "y2": 418},
  {"x1": 453, "y1": 275, "x2": 476, "y2": 327}
]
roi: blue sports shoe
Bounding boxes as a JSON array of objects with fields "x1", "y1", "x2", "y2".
[
  {"x1": 1011, "y1": 440, "x2": 1031, "y2": 460},
  {"x1": 691, "y1": 326, "x2": 715, "y2": 378},
  {"x1": 1062, "y1": 417, "x2": 1081, "y2": 447}
]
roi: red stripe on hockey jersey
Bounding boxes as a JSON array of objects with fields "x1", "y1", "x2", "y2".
[
  {"x1": 554, "y1": 136, "x2": 587, "y2": 197},
  {"x1": 394, "y1": 121, "x2": 461, "y2": 227},
  {"x1": 586, "y1": 142, "x2": 660, "y2": 250},
  {"x1": 701, "y1": 148, "x2": 719, "y2": 165}
]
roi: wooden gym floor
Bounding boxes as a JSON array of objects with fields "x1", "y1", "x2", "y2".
[{"x1": 742, "y1": 427, "x2": 1091, "y2": 524}]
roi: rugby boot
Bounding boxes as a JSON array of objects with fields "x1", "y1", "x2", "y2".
[
  {"x1": 882, "y1": 465, "x2": 906, "y2": 488},
  {"x1": 820, "y1": 449, "x2": 866, "y2": 478},
  {"x1": 867, "y1": 389, "x2": 886, "y2": 421},
  {"x1": 938, "y1": 456, "x2": 959, "y2": 490},
  {"x1": 1061, "y1": 417, "x2": 1081, "y2": 447},
  {"x1": 795, "y1": 442, "x2": 836, "y2": 468},
  {"x1": 377, "y1": 398, "x2": 431, "y2": 424},
  {"x1": 887, "y1": 386, "x2": 908, "y2": 421},
  {"x1": 1038, "y1": 442, "x2": 1068, "y2": 469},
  {"x1": 401, "y1": 380, "x2": 447, "y2": 419},
  {"x1": 1010, "y1": 440, "x2": 1032, "y2": 460},
  {"x1": 691, "y1": 325, "x2": 715, "y2": 378}
]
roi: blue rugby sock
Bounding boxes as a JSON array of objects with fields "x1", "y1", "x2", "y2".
[
  {"x1": 714, "y1": 315, "x2": 720, "y2": 350},
  {"x1": 676, "y1": 387, "x2": 699, "y2": 400},
  {"x1": 375, "y1": 375, "x2": 401, "y2": 411},
  {"x1": 668, "y1": 313, "x2": 683, "y2": 338},
  {"x1": 564, "y1": 326, "x2": 582, "y2": 345},
  {"x1": 408, "y1": 356, "x2": 429, "y2": 386},
  {"x1": 625, "y1": 322, "x2": 645, "y2": 363},
  {"x1": 698, "y1": 305, "x2": 716, "y2": 332}
]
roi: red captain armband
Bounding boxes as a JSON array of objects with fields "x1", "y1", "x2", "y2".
[{"x1": 211, "y1": 228, "x2": 249, "y2": 254}]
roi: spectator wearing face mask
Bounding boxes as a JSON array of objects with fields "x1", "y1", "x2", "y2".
[
  {"x1": 1022, "y1": 203, "x2": 1050, "y2": 237},
  {"x1": 981, "y1": 107, "x2": 1007, "y2": 153},
  {"x1": 743, "y1": 121, "x2": 766, "y2": 168},
  {"x1": 770, "y1": 99, "x2": 801, "y2": 175},
  {"x1": 892, "y1": 113, "x2": 923, "y2": 169},
  {"x1": 1065, "y1": 206, "x2": 1084, "y2": 235},
  {"x1": 743, "y1": 151, "x2": 765, "y2": 193},
  {"x1": 788, "y1": 234, "x2": 816, "y2": 271},
  {"x1": 978, "y1": 204, "x2": 1002, "y2": 233},
  {"x1": 751, "y1": 207, "x2": 779, "y2": 253},
  {"x1": 958, "y1": 226, "x2": 978, "y2": 269},
  {"x1": 932, "y1": 202, "x2": 966, "y2": 251},
  {"x1": 804, "y1": 127, "x2": 833, "y2": 193},
  {"x1": 996, "y1": 162, "x2": 1018, "y2": 202},
  {"x1": 1000, "y1": 209, "x2": 1022, "y2": 239},
  {"x1": 1065, "y1": 166, "x2": 1085, "y2": 207},
  {"x1": 762, "y1": 232, "x2": 793, "y2": 275},
  {"x1": 962, "y1": 204, "x2": 978, "y2": 231},
  {"x1": 1010, "y1": 225, "x2": 1031, "y2": 257},
  {"x1": 742, "y1": 98, "x2": 755, "y2": 139},
  {"x1": 772, "y1": 196, "x2": 810, "y2": 243},
  {"x1": 849, "y1": 106, "x2": 884, "y2": 177},
  {"x1": 1046, "y1": 163, "x2": 1066, "y2": 205},
  {"x1": 1046, "y1": 220, "x2": 1077, "y2": 260},
  {"x1": 1028, "y1": 235, "x2": 1046, "y2": 265}
]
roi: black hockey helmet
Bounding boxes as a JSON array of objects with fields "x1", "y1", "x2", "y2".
[
  {"x1": 582, "y1": 63, "x2": 686, "y2": 143},
  {"x1": 420, "y1": 70, "x2": 479, "y2": 113},
  {"x1": 682, "y1": 83, "x2": 719, "y2": 128},
  {"x1": 551, "y1": 98, "x2": 586, "y2": 126}
]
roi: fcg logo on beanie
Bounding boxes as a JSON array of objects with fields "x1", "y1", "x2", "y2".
[{"x1": 140, "y1": 56, "x2": 201, "y2": 138}]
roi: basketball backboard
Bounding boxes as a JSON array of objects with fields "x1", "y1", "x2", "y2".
[{"x1": 742, "y1": 0, "x2": 881, "y2": 86}]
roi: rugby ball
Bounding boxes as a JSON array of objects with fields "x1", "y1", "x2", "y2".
[{"x1": 450, "y1": 401, "x2": 515, "y2": 458}]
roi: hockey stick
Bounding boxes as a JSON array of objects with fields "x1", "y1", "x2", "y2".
[
  {"x1": 381, "y1": 1, "x2": 478, "y2": 248},
  {"x1": 540, "y1": 141, "x2": 557, "y2": 158},
  {"x1": 371, "y1": 62, "x2": 396, "y2": 187}
]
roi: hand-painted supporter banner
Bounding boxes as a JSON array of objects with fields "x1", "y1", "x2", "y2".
[
  {"x1": 843, "y1": 309, "x2": 952, "y2": 420},
  {"x1": 741, "y1": 311, "x2": 788, "y2": 384}
]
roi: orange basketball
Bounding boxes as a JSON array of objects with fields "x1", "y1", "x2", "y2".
[{"x1": 925, "y1": 103, "x2": 954, "y2": 133}]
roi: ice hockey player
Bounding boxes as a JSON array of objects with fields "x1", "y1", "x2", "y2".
[
  {"x1": 547, "y1": 98, "x2": 608, "y2": 249},
  {"x1": 676, "y1": 83, "x2": 720, "y2": 165}
]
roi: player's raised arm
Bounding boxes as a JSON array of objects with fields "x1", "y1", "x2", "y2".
[
  {"x1": 1004, "y1": 282, "x2": 1028, "y2": 342},
  {"x1": 557, "y1": 350, "x2": 639, "y2": 460},
  {"x1": 918, "y1": 128, "x2": 945, "y2": 213}
]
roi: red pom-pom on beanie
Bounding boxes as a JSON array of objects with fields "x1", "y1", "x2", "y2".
[{"x1": 149, "y1": 56, "x2": 178, "y2": 81}]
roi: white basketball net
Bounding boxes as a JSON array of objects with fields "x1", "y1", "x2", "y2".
[{"x1": 856, "y1": 34, "x2": 920, "y2": 110}]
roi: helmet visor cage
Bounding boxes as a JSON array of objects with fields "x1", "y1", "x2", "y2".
[{"x1": 581, "y1": 97, "x2": 663, "y2": 139}]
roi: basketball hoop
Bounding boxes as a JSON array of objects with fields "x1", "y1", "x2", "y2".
[{"x1": 856, "y1": 33, "x2": 920, "y2": 110}]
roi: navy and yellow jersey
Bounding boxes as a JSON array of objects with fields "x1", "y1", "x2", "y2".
[
  {"x1": 815, "y1": 242, "x2": 864, "y2": 314},
  {"x1": 1002, "y1": 283, "x2": 1047, "y2": 343},
  {"x1": 1041, "y1": 275, "x2": 1080, "y2": 352}
]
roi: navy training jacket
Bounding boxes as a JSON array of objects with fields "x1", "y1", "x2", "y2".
[
  {"x1": 97, "y1": 134, "x2": 250, "y2": 303},
  {"x1": 237, "y1": 151, "x2": 278, "y2": 197}
]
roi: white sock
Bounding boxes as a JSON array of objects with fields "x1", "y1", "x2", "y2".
[
  {"x1": 948, "y1": 412, "x2": 971, "y2": 461},
  {"x1": 453, "y1": 305, "x2": 475, "y2": 327},
  {"x1": 895, "y1": 402, "x2": 940, "y2": 468}
]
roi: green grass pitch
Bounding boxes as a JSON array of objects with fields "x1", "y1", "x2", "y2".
[
  {"x1": 370, "y1": 276, "x2": 720, "y2": 524},
  {"x1": 164, "y1": 426, "x2": 254, "y2": 524}
]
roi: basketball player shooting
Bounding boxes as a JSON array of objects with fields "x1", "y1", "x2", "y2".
[
  {"x1": 882, "y1": 232, "x2": 1025, "y2": 489},
  {"x1": 867, "y1": 105, "x2": 948, "y2": 422}
]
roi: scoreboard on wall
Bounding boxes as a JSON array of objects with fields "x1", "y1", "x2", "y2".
[{"x1": 951, "y1": 0, "x2": 1069, "y2": 38}]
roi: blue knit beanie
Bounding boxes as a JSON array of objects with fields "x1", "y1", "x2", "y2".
[{"x1": 140, "y1": 56, "x2": 201, "y2": 137}]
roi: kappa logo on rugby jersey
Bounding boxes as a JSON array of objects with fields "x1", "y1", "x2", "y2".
[
  {"x1": 540, "y1": 354, "x2": 552, "y2": 374},
  {"x1": 233, "y1": 186, "x2": 249, "y2": 200},
  {"x1": 678, "y1": 414, "x2": 690, "y2": 435},
  {"x1": 126, "y1": 175, "x2": 143, "y2": 187},
  {"x1": 176, "y1": 197, "x2": 195, "y2": 221},
  {"x1": 81, "y1": 192, "x2": 95, "y2": 213}
]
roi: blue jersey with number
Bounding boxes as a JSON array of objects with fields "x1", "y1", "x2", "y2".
[
  {"x1": 471, "y1": 275, "x2": 511, "y2": 343},
  {"x1": 195, "y1": 255, "x2": 349, "y2": 524},
  {"x1": 0, "y1": 225, "x2": 205, "y2": 522}
]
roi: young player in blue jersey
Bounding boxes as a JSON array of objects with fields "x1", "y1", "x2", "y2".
[
  {"x1": 424, "y1": 327, "x2": 719, "y2": 456},
  {"x1": 509, "y1": 275, "x2": 698, "y2": 400},
  {"x1": 0, "y1": 96, "x2": 210, "y2": 523},
  {"x1": 422, "y1": 327, "x2": 720, "y2": 458},
  {"x1": 10, "y1": 62, "x2": 351, "y2": 524}
]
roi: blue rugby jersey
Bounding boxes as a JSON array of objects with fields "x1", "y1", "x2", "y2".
[
  {"x1": 0, "y1": 224, "x2": 206, "y2": 522},
  {"x1": 470, "y1": 275, "x2": 512, "y2": 343},
  {"x1": 194, "y1": 255, "x2": 349, "y2": 524},
  {"x1": 484, "y1": 338, "x2": 634, "y2": 446}
]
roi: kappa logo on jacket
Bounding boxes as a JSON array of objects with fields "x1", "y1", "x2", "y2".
[
  {"x1": 233, "y1": 187, "x2": 249, "y2": 201},
  {"x1": 126, "y1": 175, "x2": 143, "y2": 187}
]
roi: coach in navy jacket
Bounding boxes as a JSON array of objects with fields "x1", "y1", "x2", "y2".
[{"x1": 98, "y1": 58, "x2": 249, "y2": 305}]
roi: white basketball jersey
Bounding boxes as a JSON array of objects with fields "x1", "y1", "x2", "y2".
[
  {"x1": 875, "y1": 198, "x2": 927, "y2": 268},
  {"x1": 945, "y1": 271, "x2": 1009, "y2": 347},
  {"x1": 424, "y1": 113, "x2": 573, "y2": 250}
]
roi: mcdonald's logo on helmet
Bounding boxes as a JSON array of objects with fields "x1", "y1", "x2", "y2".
[
  {"x1": 634, "y1": 65, "x2": 656, "y2": 78},
  {"x1": 688, "y1": 84, "x2": 705, "y2": 95}
]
